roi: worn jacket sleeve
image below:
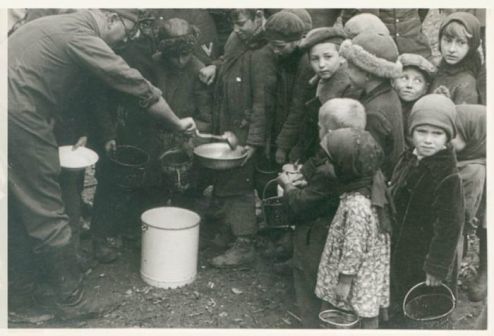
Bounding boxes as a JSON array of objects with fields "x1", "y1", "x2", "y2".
[
  {"x1": 247, "y1": 48, "x2": 276, "y2": 147},
  {"x1": 275, "y1": 55, "x2": 314, "y2": 151},
  {"x1": 66, "y1": 34, "x2": 162, "y2": 109},
  {"x1": 284, "y1": 162, "x2": 339, "y2": 220},
  {"x1": 423, "y1": 174, "x2": 465, "y2": 279}
]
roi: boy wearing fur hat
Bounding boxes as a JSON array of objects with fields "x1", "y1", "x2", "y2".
[
  {"x1": 392, "y1": 53, "x2": 437, "y2": 141},
  {"x1": 430, "y1": 12, "x2": 482, "y2": 104},
  {"x1": 277, "y1": 98, "x2": 366, "y2": 327},
  {"x1": 343, "y1": 13, "x2": 390, "y2": 38},
  {"x1": 388, "y1": 94, "x2": 464, "y2": 325},
  {"x1": 339, "y1": 32, "x2": 405, "y2": 180}
]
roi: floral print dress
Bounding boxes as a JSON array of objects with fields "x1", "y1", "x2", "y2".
[{"x1": 315, "y1": 192, "x2": 390, "y2": 318}]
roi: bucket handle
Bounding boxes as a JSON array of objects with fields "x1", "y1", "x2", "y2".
[
  {"x1": 262, "y1": 178, "x2": 280, "y2": 200},
  {"x1": 402, "y1": 281, "x2": 456, "y2": 321},
  {"x1": 141, "y1": 224, "x2": 149, "y2": 232},
  {"x1": 159, "y1": 147, "x2": 184, "y2": 161}
]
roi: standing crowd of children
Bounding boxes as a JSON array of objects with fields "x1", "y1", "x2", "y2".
[{"x1": 8, "y1": 8, "x2": 486, "y2": 327}]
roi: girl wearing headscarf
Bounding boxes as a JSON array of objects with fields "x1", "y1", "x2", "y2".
[
  {"x1": 451, "y1": 104, "x2": 486, "y2": 302},
  {"x1": 388, "y1": 94, "x2": 464, "y2": 325},
  {"x1": 430, "y1": 12, "x2": 482, "y2": 104},
  {"x1": 315, "y1": 128, "x2": 390, "y2": 329}
]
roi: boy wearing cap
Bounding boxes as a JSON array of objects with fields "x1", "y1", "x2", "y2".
[
  {"x1": 284, "y1": 26, "x2": 360, "y2": 162},
  {"x1": 392, "y1": 53, "x2": 437, "y2": 141},
  {"x1": 257, "y1": 10, "x2": 315, "y2": 165},
  {"x1": 339, "y1": 32, "x2": 405, "y2": 180},
  {"x1": 388, "y1": 94, "x2": 464, "y2": 324}
]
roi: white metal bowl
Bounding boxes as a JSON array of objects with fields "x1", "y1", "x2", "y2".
[{"x1": 58, "y1": 146, "x2": 98, "y2": 170}]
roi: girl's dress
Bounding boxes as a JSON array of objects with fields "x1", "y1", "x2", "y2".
[{"x1": 315, "y1": 191, "x2": 390, "y2": 318}]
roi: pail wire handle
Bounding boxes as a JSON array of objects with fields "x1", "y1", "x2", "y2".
[
  {"x1": 263, "y1": 178, "x2": 280, "y2": 200},
  {"x1": 402, "y1": 281, "x2": 456, "y2": 320}
]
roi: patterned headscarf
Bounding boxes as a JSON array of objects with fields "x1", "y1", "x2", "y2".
[{"x1": 320, "y1": 128, "x2": 383, "y2": 188}]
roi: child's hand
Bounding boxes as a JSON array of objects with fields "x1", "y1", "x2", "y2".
[
  {"x1": 276, "y1": 172, "x2": 292, "y2": 189},
  {"x1": 335, "y1": 282, "x2": 351, "y2": 302},
  {"x1": 425, "y1": 273, "x2": 442, "y2": 287}
]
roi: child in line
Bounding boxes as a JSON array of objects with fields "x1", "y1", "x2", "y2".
[
  {"x1": 277, "y1": 98, "x2": 366, "y2": 328},
  {"x1": 315, "y1": 128, "x2": 390, "y2": 329},
  {"x1": 451, "y1": 104, "x2": 486, "y2": 302},
  {"x1": 389, "y1": 94, "x2": 464, "y2": 322},
  {"x1": 281, "y1": 26, "x2": 358, "y2": 163},
  {"x1": 392, "y1": 53, "x2": 436, "y2": 142},
  {"x1": 339, "y1": 32, "x2": 404, "y2": 180},
  {"x1": 430, "y1": 12, "x2": 482, "y2": 104}
]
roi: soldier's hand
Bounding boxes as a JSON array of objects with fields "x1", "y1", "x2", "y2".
[{"x1": 72, "y1": 136, "x2": 88, "y2": 150}]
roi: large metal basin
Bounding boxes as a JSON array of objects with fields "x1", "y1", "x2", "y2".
[{"x1": 193, "y1": 143, "x2": 246, "y2": 170}]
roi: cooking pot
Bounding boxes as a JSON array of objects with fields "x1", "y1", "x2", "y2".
[
  {"x1": 108, "y1": 145, "x2": 150, "y2": 189},
  {"x1": 193, "y1": 143, "x2": 247, "y2": 170},
  {"x1": 160, "y1": 147, "x2": 193, "y2": 192}
]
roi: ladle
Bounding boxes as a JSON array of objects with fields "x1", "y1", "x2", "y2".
[{"x1": 195, "y1": 130, "x2": 239, "y2": 150}]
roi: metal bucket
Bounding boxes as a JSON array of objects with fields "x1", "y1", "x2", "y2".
[
  {"x1": 255, "y1": 157, "x2": 280, "y2": 198},
  {"x1": 108, "y1": 145, "x2": 149, "y2": 189},
  {"x1": 140, "y1": 207, "x2": 200, "y2": 289},
  {"x1": 261, "y1": 179, "x2": 291, "y2": 230},
  {"x1": 319, "y1": 309, "x2": 361, "y2": 329},
  {"x1": 403, "y1": 281, "x2": 456, "y2": 329},
  {"x1": 160, "y1": 148, "x2": 193, "y2": 193}
]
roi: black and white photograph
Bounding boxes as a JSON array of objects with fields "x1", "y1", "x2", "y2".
[{"x1": 3, "y1": 4, "x2": 490, "y2": 332}]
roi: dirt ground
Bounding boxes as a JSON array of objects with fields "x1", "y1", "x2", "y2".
[{"x1": 8, "y1": 9, "x2": 487, "y2": 330}]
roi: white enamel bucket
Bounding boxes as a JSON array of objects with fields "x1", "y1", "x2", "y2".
[{"x1": 140, "y1": 207, "x2": 200, "y2": 289}]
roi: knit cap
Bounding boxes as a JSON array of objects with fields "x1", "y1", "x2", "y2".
[
  {"x1": 264, "y1": 11, "x2": 306, "y2": 42},
  {"x1": 299, "y1": 26, "x2": 346, "y2": 50},
  {"x1": 281, "y1": 9, "x2": 313, "y2": 33},
  {"x1": 344, "y1": 13, "x2": 389, "y2": 38},
  {"x1": 339, "y1": 32, "x2": 402, "y2": 79},
  {"x1": 398, "y1": 53, "x2": 437, "y2": 80},
  {"x1": 408, "y1": 94, "x2": 457, "y2": 140}
]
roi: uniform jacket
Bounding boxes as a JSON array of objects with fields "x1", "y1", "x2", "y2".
[
  {"x1": 361, "y1": 81, "x2": 405, "y2": 180},
  {"x1": 390, "y1": 147, "x2": 464, "y2": 296},
  {"x1": 8, "y1": 9, "x2": 162, "y2": 146}
]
